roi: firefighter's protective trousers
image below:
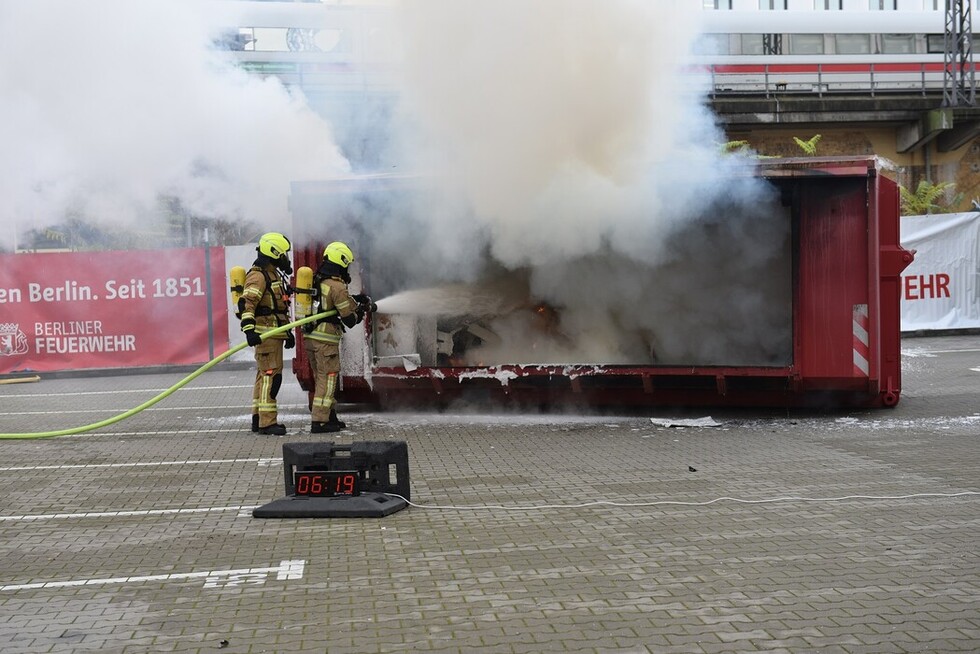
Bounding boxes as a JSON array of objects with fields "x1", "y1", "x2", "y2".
[
  {"x1": 240, "y1": 261, "x2": 290, "y2": 429},
  {"x1": 305, "y1": 339, "x2": 340, "y2": 422},
  {"x1": 304, "y1": 275, "x2": 357, "y2": 423},
  {"x1": 252, "y1": 338, "x2": 284, "y2": 428}
]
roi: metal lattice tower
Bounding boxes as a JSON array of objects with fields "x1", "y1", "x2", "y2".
[
  {"x1": 943, "y1": 0, "x2": 976, "y2": 107},
  {"x1": 762, "y1": 34, "x2": 782, "y2": 56}
]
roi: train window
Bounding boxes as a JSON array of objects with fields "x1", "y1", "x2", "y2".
[
  {"x1": 869, "y1": 0, "x2": 898, "y2": 8},
  {"x1": 758, "y1": 0, "x2": 789, "y2": 8},
  {"x1": 835, "y1": 34, "x2": 872, "y2": 54},
  {"x1": 693, "y1": 34, "x2": 731, "y2": 55},
  {"x1": 703, "y1": 0, "x2": 734, "y2": 7},
  {"x1": 788, "y1": 34, "x2": 825, "y2": 55},
  {"x1": 741, "y1": 34, "x2": 766, "y2": 55},
  {"x1": 880, "y1": 33, "x2": 915, "y2": 53},
  {"x1": 926, "y1": 34, "x2": 944, "y2": 54}
]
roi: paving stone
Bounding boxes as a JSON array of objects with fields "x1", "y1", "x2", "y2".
[{"x1": 0, "y1": 335, "x2": 978, "y2": 652}]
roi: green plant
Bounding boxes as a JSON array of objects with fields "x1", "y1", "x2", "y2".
[
  {"x1": 792, "y1": 134, "x2": 822, "y2": 156},
  {"x1": 899, "y1": 180, "x2": 960, "y2": 215},
  {"x1": 720, "y1": 140, "x2": 752, "y2": 155}
]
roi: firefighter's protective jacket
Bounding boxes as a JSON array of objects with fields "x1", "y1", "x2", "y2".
[
  {"x1": 306, "y1": 276, "x2": 358, "y2": 347},
  {"x1": 240, "y1": 261, "x2": 290, "y2": 340}
]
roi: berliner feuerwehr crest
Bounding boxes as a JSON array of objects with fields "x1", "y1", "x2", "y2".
[{"x1": 0, "y1": 323, "x2": 28, "y2": 356}]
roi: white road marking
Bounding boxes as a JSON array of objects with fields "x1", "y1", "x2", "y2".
[
  {"x1": 0, "y1": 505, "x2": 259, "y2": 522},
  {"x1": 0, "y1": 428, "x2": 307, "y2": 438},
  {"x1": 79, "y1": 429, "x2": 260, "y2": 436},
  {"x1": 0, "y1": 385, "x2": 253, "y2": 398},
  {"x1": 0, "y1": 457, "x2": 280, "y2": 472},
  {"x1": 1, "y1": 559, "x2": 305, "y2": 592},
  {"x1": 0, "y1": 430, "x2": 247, "y2": 439},
  {"x1": 0, "y1": 403, "x2": 307, "y2": 416}
]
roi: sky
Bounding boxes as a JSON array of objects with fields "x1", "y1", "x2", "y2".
[{"x1": 0, "y1": 0, "x2": 792, "y2": 366}]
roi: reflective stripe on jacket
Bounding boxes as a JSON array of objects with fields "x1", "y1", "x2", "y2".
[
  {"x1": 306, "y1": 276, "x2": 356, "y2": 344},
  {"x1": 241, "y1": 263, "x2": 290, "y2": 339}
]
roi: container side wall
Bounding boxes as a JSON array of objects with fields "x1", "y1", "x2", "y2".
[
  {"x1": 874, "y1": 174, "x2": 911, "y2": 405},
  {"x1": 797, "y1": 178, "x2": 871, "y2": 384}
]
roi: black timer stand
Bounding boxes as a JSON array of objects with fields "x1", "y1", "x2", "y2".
[{"x1": 252, "y1": 441, "x2": 410, "y2": 518}]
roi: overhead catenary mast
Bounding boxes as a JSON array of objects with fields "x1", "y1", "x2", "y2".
[{"x1": 943, "y1": 0, "x2": 976, "y2": 107}]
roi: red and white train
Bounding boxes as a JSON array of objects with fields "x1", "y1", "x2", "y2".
[
  {"x1": 694, "y1": 9, "x2": 976, "y2": 95},
  {"x1": 208, "y1": 2, "x2": 976, "y2": 97}
]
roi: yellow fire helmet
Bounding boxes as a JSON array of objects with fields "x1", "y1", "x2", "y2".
[
  {"x1": 323, "y1": 241, "x2": 354, "y2": 269},
  {"x1": 257, "y1": 232, "x2": 291, "y2": 259}
]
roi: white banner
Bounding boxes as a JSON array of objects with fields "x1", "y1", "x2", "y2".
[
  {"x1": 900, "y1": 212, "x2": 980, "y2": 331},
  {"x1": 223, "y1": 244, "x2": 297, "y2": 362}
]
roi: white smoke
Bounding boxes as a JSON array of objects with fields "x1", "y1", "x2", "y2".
[
  {"x1": 0, "y1": 0, "x2": 349, "y2": 250},
  {"x1": 395, "y1": 0, "x2": 722, "y2": 267},
  {"x1": 0, "y1": 0, "x2": 792, "y2": 366},
  {"x1": 370, "y1": 0, "x2": 790, "y2": 365}
]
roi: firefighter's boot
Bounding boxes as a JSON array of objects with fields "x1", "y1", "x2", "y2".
[
  {"x1": 258, "y1": 423, "x2": 287, "y2": 435},
  {"x1": 311, "y1": 421, "x2": 342, "y2": 434},
  {"x1": 251, "y1": 414, "x2": 259, "y2": 433},
  {"x1": 328, "y1": 410, "x2": 347, "y2": 430}
]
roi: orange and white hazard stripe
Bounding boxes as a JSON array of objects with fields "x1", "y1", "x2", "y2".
[{"x1": 852, "y1": 303, "x2": 870, "y2": 376}]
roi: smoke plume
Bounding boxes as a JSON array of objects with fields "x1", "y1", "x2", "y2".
[
  {"x1": 369, "y1": 0, "x2": 790, "y2": 365},
  {"x1": 0, "y1": 0, "x2": 792, "y2": 366},
  {"x1": 0, "y1": 0, "x2": 349, "y2": 250}
]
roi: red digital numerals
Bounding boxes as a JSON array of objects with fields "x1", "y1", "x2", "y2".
[{"x1": 294, "y1": 472, "x2": 358, "y2": 497}]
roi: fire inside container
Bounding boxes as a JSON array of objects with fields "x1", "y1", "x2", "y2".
[{"x1": 289, "y1": 157, "x2": 912, "y2": 409}]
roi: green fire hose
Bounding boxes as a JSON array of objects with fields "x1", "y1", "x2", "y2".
[{"x1": 0, "y1": 311, "x2": 336, "y2": 440}]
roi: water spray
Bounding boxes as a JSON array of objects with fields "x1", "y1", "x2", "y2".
[{"x1": 0, "y1": 311, "x2": 335, "y2": 440}]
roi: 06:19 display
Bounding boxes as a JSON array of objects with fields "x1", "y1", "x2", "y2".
[{"x1": 294, "y1": 471, "x2": 359, "y2": 497}]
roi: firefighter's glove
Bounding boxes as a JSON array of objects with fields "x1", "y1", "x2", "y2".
[
  {"x1": 353, "y1": 293, "x2": 378, "y2": 314},
  {"x1": 284, "y1": 330, "x2": 295, "y2": 350},
  {"x1": 241, "y1": 318, "x2": 260, "y2": 346}
]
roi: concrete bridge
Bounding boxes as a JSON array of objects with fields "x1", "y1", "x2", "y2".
[{"x1": 711, "y1": 91, "x2": 980, "y2": 155}]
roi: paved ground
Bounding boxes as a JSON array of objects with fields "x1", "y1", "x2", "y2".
[{"x1": 0, "y1": 335, "x2": 978, "y2": 654}]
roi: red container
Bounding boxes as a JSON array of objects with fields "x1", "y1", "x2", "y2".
[{"x1": 289, "y1": 156, "x2": 913, "y2": 409}]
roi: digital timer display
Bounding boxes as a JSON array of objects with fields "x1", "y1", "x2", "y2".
[{"x1": 293, "y1": 470, "x2": 360, "y2": 497}]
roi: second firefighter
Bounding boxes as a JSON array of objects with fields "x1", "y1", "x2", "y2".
[{"x1": 303, "y1": 241, "x2": 374, "y2": 433}]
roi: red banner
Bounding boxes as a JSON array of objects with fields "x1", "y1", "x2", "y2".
[{"x1": 0, "y1": 248, "x2": 228, "y2": 374}]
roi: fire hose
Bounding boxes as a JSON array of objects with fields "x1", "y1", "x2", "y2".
[{"x1": 0, "y1": 310, "x2": 336, "y2": 440}]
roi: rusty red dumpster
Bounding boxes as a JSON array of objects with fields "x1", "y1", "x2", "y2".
[{"x1": 289, "y1": 156, "x2": 913, "y2": 409}]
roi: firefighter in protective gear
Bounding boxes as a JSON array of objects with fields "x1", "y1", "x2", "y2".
[
  {"x1": 304, "y1": 241, "x2": 372, "y2": 433},
  {"x1": 240, "y1": 232, "x2": 295, "y2": 435}
]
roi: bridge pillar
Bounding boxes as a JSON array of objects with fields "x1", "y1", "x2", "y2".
[{"x1": 897, "y1": 108, "x2": 953, "y2": 153}]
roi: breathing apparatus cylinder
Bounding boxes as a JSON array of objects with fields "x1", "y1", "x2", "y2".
[
  {"x1": 229, "y1": 266, "x2": 246, "y2": 319},
  {"x1": 294, "y1": 266, "x2": 315, "y2": 318}
]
